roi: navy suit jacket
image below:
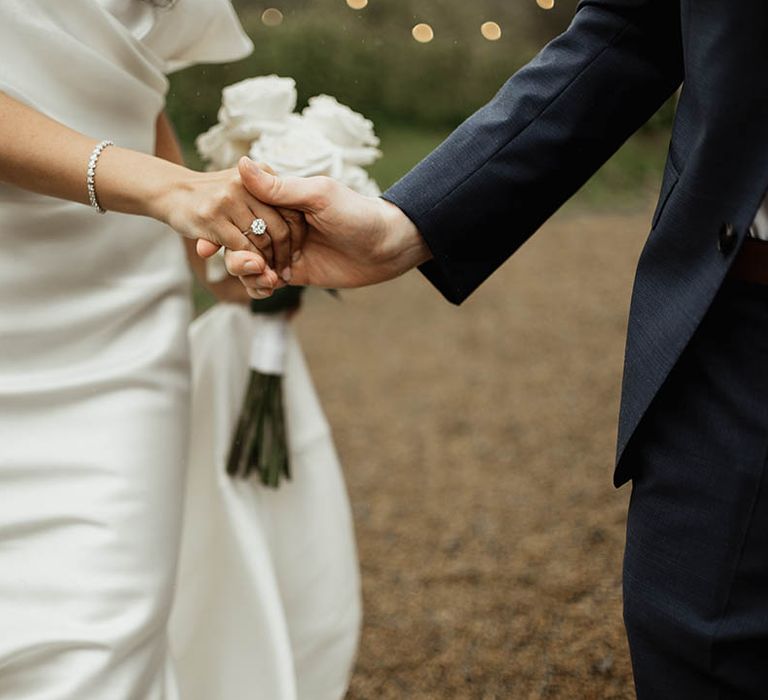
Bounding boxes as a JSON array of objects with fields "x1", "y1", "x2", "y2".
[{"x1": 384, "y1": 0, "x2": 768, "y2": 486}]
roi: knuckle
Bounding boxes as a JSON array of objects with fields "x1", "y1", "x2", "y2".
[
  {"x1": 227, "y1": 232, "x2": 249, "y2": 251},
  {"x1": 252, "y1": 235, "x2": 270, "y2": 250},
  {"x1": 227, "y1": 178, "x2": 242, "y2": 197},
  {"x1": 272, "y1": 220, "x2": 290, "y2": 240},
  {"x1": 239, "y1": 267, "x2": 259, "y2": 282},
  {"x1": 312, "y1": 177, "x2": 334, "y2": 208},
  {"x1": 195, "y1": 203, "x2": 216, "y2": 225}
]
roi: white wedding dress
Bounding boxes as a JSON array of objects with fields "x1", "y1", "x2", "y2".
[{"x1": 0, "y1": 1, "x2": 360, "y2": 698}]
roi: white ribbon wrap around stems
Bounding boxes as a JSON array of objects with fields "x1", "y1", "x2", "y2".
[
  {"x1": 249, "y1": 314, "x2": 288, "y2": 375},
  {"x1": 205, "y1": 252, "x2": 289, "y2": 376}
]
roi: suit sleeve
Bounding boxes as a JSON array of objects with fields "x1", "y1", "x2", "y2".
[{"x1": 383, "y1": 0, "x2": 683, "y2": 304}]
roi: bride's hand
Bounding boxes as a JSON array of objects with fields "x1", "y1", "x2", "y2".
[
  {"x1": 154, "y1": 167, "x2": 306, "y2": 280},
  {"x1": 0, "y1": 98, "x2": 307, "y2": 276},
  {"x1": 180, "y1": 237, "x2": 256, "y2": 306}
]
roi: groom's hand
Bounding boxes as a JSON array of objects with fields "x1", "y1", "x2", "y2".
[{"x1": 197, "y1": 158, "x2": 432, "y2": 297}]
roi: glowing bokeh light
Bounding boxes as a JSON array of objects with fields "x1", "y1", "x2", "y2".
[
  {"x1": 346, "y1": 0, "x2": 369, "y2": 9},
  {"x1": 481, "y1": 21, "x2": 502, "y2": 41},
  {"x1": 412, "y1": 23, "x2": 434, "y2": 43},
  {"x1": 261, "y1": 8, "x2": 284, "y2": 26},
  {"x1": 537, "y1": 0, "x2": 555, "y2": 9}
]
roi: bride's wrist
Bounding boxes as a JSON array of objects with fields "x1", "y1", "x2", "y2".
[
  {"x1": 143, "y1": 163, "x2": 196, "y2": 226},
  {"x1": 95, "y1": 146, "x2": 192, "y2": 223}
]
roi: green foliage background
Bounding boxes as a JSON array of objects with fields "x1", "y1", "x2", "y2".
[{"x1": 166, "y1": 0, "x2": 674, "y2": 200}]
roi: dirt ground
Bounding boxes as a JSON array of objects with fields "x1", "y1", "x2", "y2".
[{"x1": 296, "y1": 204, "x2": 654, "y2": 700}]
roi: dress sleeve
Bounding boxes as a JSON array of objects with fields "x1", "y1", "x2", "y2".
[{"x1": 143, "y1": 0, "x2": 254, "y2": 74}]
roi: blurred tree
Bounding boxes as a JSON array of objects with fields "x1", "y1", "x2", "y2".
[
  {"x1": 167, "y1": 1, "x2": 673, "y2": 163},
  {"x1": 170, "y1": 0, "x2": 546, "y2": 144}
]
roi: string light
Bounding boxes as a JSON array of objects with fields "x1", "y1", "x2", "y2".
[
  {"x1": 481, "y1": 21, "x2": 502, "y2": 41},
  {"x1": 261, "y1": 8, "x2": 284, "y2": 26},
  {"x1": 346, "y1": 0, "x2": 368, "y2": 8},
  {"x1": 412, "y1": 23, "x2": 434, "y2": 43},
  {"x1": 536, "y1": 0, "x2": 555, "y2": 9}
]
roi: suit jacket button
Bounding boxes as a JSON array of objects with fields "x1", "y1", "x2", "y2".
[{"x1": 718, "y1": 222, "x2": 738, "y2": 254}]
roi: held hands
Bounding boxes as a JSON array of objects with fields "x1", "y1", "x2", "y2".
[
  {"x1": 196, "y1": 158, "x2": 432, "y2": 299},
  {"x1": 154, "y1": 164, "x2": 305, "y2": 279}
]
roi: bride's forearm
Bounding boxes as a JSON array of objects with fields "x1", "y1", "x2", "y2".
[
  {"x1": 0, "y1": 90, "x2": 187, "y2": 221},
  {"x1": 0, "y1": 91, "x2": 291, "y2": 259}
]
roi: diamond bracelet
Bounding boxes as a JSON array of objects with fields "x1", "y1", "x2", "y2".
[{"x1": 86, "y1": 140, "x2": 114, "y2": 214}]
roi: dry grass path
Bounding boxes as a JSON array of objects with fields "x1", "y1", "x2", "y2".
[{"x1": 296, "y1": 204, "x2": 654, "y2": 699}]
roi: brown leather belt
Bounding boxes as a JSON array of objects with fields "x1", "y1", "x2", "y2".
[{"x1": 728, "y1": 237, "x2": 768, "y2": 285}]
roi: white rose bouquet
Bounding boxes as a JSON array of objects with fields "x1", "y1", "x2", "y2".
[
  {"x1": 197, "y1": 76, "x2": 382, "y2": 487},
  {"x1": 197, "y1": 75, "x2": 381, "y2": 191}
]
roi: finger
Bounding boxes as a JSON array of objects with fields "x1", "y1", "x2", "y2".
[
  {"x1": 245, "y1": 276, "x2": 289, "y2": 298},
  {"x1": 243, "y1": 200, "x2": 296, "y2": 276},
  {"x1": 231, "y1": 203, "x2": 275, "y2": 268},
  {"x1": 238, "y1": 157, "x2": 331, "y2": 212},
  {"x1": 249, "y1": 203, "x2": 292, "y2": 278},
  {"x1": 247, "y1": 286, "x2": 275, "y2": 300},
  {"x1": 288, "y1": 253, "x2": 310, "y2": 287},
  {"x1": 197, "y1": 239, "x2": 221, "y2": 259},
  {"x1": 224, "y1": 249, "x2": 270, "y2": 278},
  {"x1": 255, "y1": 161, "x2": 277, "y2": 176},
  {"x1": 239, "y1": 271, "x2": 280, "y2": 292},
  {"x1": 278, "y1": 207, "x2": 308, "y2": 268},
  {"x1": 216, "y1": 221, "x2": 259, "y2": 254},
  {"x1": 239, "y1": 270, "x2": 288, "y2": 299},
  {"x1": 242, "y1": 192, "x2": 304, "y2": 273}
]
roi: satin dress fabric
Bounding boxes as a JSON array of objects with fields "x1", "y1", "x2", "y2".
[
  {"x1": 172, "y1": 305, "x2": 361, "y2": 700},
  {"x1": 0, "y1": 2, "x2": 352, "y2": 698}
]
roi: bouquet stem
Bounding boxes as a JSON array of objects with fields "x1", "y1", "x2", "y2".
[
  {"x1": 223, "y1": 309, "x2": 296, "y2": 488},
  {"x1": 227, "y1": 370, "x2": 290, "y2": 486}
]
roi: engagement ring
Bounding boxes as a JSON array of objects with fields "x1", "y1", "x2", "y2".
[{"x1": 246, "y1": 218, "x2": 268, "y2": 236}]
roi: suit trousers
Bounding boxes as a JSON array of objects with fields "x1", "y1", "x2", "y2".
[{"x1": 623, "y1": 278, "x2": 768, "y2": 699}]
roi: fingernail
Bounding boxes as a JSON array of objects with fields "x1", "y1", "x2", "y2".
[
  {"x1": 281, "y1": 267, "x2": 292, "y2": 282},
  {"x1": 244, "y1": 259, "x2": 261, "y2": 272},
  {"x1": 245, "y1": 158, "x2": 259, "y2": 173},
  {"x1": 254, "y1": 289, "x2": 271, "y2": 299},
  {"x1": 292, "y1": 250, "x2": 302, "y2": 263}
]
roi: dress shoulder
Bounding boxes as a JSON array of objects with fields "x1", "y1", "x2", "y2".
[{"x1": 101, "y1": 0, "x2": 254, "y2": 73}]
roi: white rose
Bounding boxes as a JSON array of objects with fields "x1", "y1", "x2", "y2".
[
  {"x1": 195, "y1": 123, "x2": 251, "y2": 170},
  {"x1": 218, "y1": 75, "x2": 298, "y2": 141},
  {"x1": 302, "y1": 95, "x2": 381, "y2": 166},
  {"x1": 250, "y1": 121, "x2": 343, "y2": 179},
  {"x1": 339, "y1": 165, "x2": 381, "y2": 197}
]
